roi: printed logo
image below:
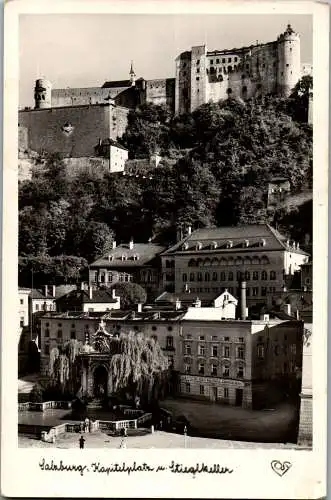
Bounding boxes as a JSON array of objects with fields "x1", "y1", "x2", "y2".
[{"x1": 271, "y1": 460, "x2": 292, "y2": 477}]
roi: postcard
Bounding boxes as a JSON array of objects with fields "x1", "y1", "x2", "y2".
[{"x1": 1, "y1": 0, "x2": 328, "y2": 497}]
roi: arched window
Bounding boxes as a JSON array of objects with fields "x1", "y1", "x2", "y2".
[
  {"x1": 212, "y1": 272, "x2": 218, "y2": 281},
  {"x1": 244, "y1": 271, "x2": 250, "y2": 281},
  {"x1": 211, "y1": 258, "x2": 219, "y2": 266},
  {"x1": 228, "y1": 66, "x2": 233, "y2": 73},
  {"x1": 182, "y1": 273, "x2": 187, "y2": 282},
  {"x1": 220, "y1": 272, "x2": 226, "y2": 281},
  {"x1": 235, "y1": 257, "x2": 243, "y2": 266},
  {"x1": 228, "y1": 257, "x2": 234, "y2": 266},
  {"x1": 197, "y1": 272, "x2": 202, "y2": 282},
  {"x1": 204, "y1": 258, "x2": 211, "y2": 267},
  {"x1": 270, "y1": 271, "x2": 276, "y2": 280},
  {"x1": 220, "y1": 258, "x2": 227, "y2": 266},
  {"x1": 227, "y1": 88, "x2": 233, "y2": 95},
  {"x1": 205, "y1": 272, "x2": 210, "y2": 282},
  {"x1": 228, "y1": 271, "x2": 234, "y2": 281},
  {"x1": 252, "y1": 256, "x2": 260, "y2": 265},
  {"x1": 244, "y1": 257, "x2": 252, "y2": 265},
  {"x1": 261, "y1": 270, "x2": 267, "y2": 280},
  {"x1": 189, "y1": 272, "x2": 195, "y2": 281}
]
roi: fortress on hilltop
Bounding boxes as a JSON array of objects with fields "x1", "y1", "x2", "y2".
[{"x1": 19, "y1": 25, "x2": 311, "y2": 158}]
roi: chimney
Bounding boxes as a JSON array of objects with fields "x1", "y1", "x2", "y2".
[
  {"x1": 284, "y1": 303, "x2": 291, "y2": 316},
  {"x1": 137, "y1": 303, "x2": 142, "y2": 313},
  {"x1": 175, "y1": 298, "x2": 181, "y2": 310},
  {"x1": 187, "y1": 225, "x2": 192, "y2": 236},
  {"x1": 81, "y1": 282, "x2": 85, "y2": 291},
  {"x1": 193, "y1": 297, "x2": 201, "y2": 308},
  {"x1": 89, "y1": 286, "x2": 93, "y2": 300},
  {"x1": 112, "y1": 241, "x2": 117, "y2": 250},
  {"x1": 44, "y1": 285, "x2": 48, "y2": 297},
  {"x1": 129, "y1": 239, "x2": 134, "y2": 250},
  {"x1": 52, "y1": 285, "x2": 56, "y2": 297},
  {"x1": 240, "y1": 281, "x2": 247, "y2": 320}
]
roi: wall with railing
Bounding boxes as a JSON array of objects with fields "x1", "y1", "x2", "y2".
[{"x1": 18, "y1": 401, "x2": 72, "y2": 412}]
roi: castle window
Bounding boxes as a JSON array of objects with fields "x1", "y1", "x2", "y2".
[
  {"x1": 270, "y1": 271, "x2": 276, "y2": 280},
  {"x1": 228, "y1": 58, "x2": 232, "y2": 63},
  {"x1": 196, "y1": 68, "x2": 200, "y2": 73},
  {"x1": 246, "y1": 64, "x2": 249, "y2": 70},
  {"x1": 222, "y1": 58, "x2": 226, "y2": 63},
  {"x1": 234, "y1": 57, "x2": 238, "y2": 62},
  {"x1": 212, "y1": 272, "x2": 218, "y2": 281},
  {"x1": 189, "y1": 272, "x2": 195, "y2": 281},
  {"x1": 220, "y1": 272, "x2": 226, "y2": 281},
  {"x1": 205, "y1": 272, "x2": 210, "y2": 282},
  {"x1": 210, "y1": 60, "x2": 214, "y2": 64},
  {"x1": 234, "y1": 65, "x2": 237, "y2": 71},
  {"x1": 286, "y1": 64, "x2": 289, "y2": 67},
  {"x1": 196, "y1": 77, "x2": 200, "y2": 81},
  {"x1": 228, "y1": 271, "x2": 233, "y2": 281},
  {"x1": 216, "y1": 58, "x2": 219, "y2": 64},
  {"x1": 196, "y1": 59, "x2": 200, "y2": 65},
  {"x1": 182, "y1": 273, "x2": 188, "y2": 282},
  {"x1": 228, "y1": 66, "x2": 233, "y2": 73}
]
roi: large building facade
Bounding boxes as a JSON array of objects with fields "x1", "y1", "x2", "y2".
[
  {"x1": 175, "y1": 24, "x2": 302, "y2": 114},
  {"x1": 161, "y1": 224, "x2": 309, "y2": 309}
]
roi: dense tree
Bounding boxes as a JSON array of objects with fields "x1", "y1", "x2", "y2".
[{"x1": 110, "y1": 282, "x2": 147, "y2": 309}]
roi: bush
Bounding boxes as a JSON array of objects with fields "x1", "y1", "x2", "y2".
[{"x1": 29, "y1": 384, "x2": 43, "y2": 403}]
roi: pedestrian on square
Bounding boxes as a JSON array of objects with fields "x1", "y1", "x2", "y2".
[
  {"x1": 84, "y1": 417, "x2": 89, "y2": 433},
  {"x1": 79, "y1": 435, "x2": 85, "y2": 449},
  {"x1": 80, "y1": 421, "x2": 84, "y2": 433}
]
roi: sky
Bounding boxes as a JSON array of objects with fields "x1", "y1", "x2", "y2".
[{"x1": 19, "y1": 14, "x2": 312, "y2": 108}]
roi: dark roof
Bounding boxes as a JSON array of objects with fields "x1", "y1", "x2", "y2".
[
  {"x1": 155, "y1": 291, "x2": 218, "y2": 307},
  {"x1": 102, "y1": 80, "x2": 132, "y2": 89},
  {"x1": 57, "y1": 289, "x2": 117, "y2": 304},
  {"x1": 163, "y1": 224, "x2": 309, "y2": 256},
  {"x1": 30, "y1": 285, "x2": 76, "y2": 300},
  {"x1": 100, "y1": 138, "x2": 128, "y2": 151},
  {"x1": 90, "y1": 243, "x2": 166, "y2": 268}
]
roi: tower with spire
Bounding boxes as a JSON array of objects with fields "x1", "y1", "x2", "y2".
[{"x1": 129, "y1": 61, "x2": 136, "y2": 86}]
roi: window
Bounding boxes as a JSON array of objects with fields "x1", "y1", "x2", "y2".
[
  {"x1": 166, "y1": 336, "x2": 174, "y2": 349},
  {"x1": 196, "y1": 77, "x2": 200, "y2": 81},
  {"x1": 45, "y1": 344, "x2": 50, "y2": 355},
  {"x1": 257, "y1": 344, "x2": 265, "y2": 359},
  {"x1": 212, "y1": 272, "x2": 218, "y2": 281},
  {"x1": 223, "y1": 345, "x2": 230, "y2": 358},
  {"x1": 20, "y1": 318, "x2": 24, "y2": 327},
  {"x1": 227, "y1": 87, "x2": 232, "y2": 94},
  {"x1": 152, "y1": 326, "x2": 157, "y2": 331},
  {"x1": 212, "y1": 345, "x2": 218, "y2": 357},
  {"x1": 216, "y1": 58, "x2": 219, "y2": 63},
  {"x1": 224, "y1": 336, "x2": 229, "y2": 341},
  {"x1": 222, "y1": 365, "x2": 230, "y2": 377},
  {"x1": 275, "y1": 345, "x2": 279, "y2": 356},
  {"x1": 197, "y1": 272, "x2": 202, "y2": 281},
  {"x1": 20, "y1": 299, "x2": 23, "y2": 305},
  {"x1": 222, "y1": 58, "x2": 226, "y2": 63},
  {"x1": 211, "y1": 364, "x2": 217, "y2": 376},
  {"x1": 58, "y1": 323, "x2": 62, "y2": 327},
  {"x1": 237, "y1": 271, "x2": 242, "y2": 281},
  {"x1": 261, "y1": 287, "x2": 267, "y2": 296},
  {"x1": 228, "y1": 58, "x2": 232, "y2": 63},
  {"x1": 236, "y1": 346, "x2": 245, "y2": 359},
  {"x1": 224, "y1": 387, "x2": 229, "y2": 398},
  {"x1": 238, "y1": 337, "x2": 244, "y2": 343},
  {"x1": 220, "y1": 272, "x2": 226, "y2": 281},
  {"x1": 198, "y1": 363, "x2": 205, "y2": 375},
  {"x1": 253, "y1": 271, "x2": 259, "y2": 280},
  {"x1": 184, "y1": 343, "x2": 191, "y2": 355},
  {"x1": 237, "y1": 365, "x2": 244, "y2": 378},
  {"x1": 290, "y1": 344, "x2": 297, "y2": 355},
  {"x1": 205, "y1": 272, "x2": 210, "y2": 282},
  {"x1": 70, "y1": 331, "x2": 76, "y2": 339},
  {"x1": 261, "y1": 270, "x2": 267, "y2": 280},
  {"x1": 228, "y1": 271, "x2": 233, "y2": 281},
  {"x1": 168, "y1": 326, "x2": 173, "y2": 332},
  {"x1": 35, "y1": 304, "x2": 39, "y2": 311},
  {"x1": 196, "y1": 68, "x2": 200, "y2": 73},
  {"x1": 244, "y1": 271, "x2": 250, "y2": 281},
  {"x1": 234, "y1": 57, "x2": 238, "y2": 62},
  {"x1": 189, "y1": 272, "x2": 195, "y2": 281},
  {"x1": 57, "y1": 329, "x2": 62, "y2": 338},
  {"x1": 210, "y1": 59, "x2": 214, "y2": 64},
  {"x1": 185, "y1": 382, "x2": 190, "y2": 393},
  {"x1": 200, "y1": 385, "x2": 205, "y2": 395},
  {"x1": 196, "y1": 59, "x2": 200, "y2": 65},
  {"x1": 198, "y1": 344, "x2": 205, "y2": 356},
  {"x1": 252, "y1": 287, "x2": 258, "y2": 296},
  {"x1": 182, "y1": 273, "x2": 187, "y2": 282},
  {"x1": 199, "y1": 335, "x2": 205, "y2": 341},
  {"x1": 185, "y1": 364, "x2": 191, "y2": 374},
  {"x1": 270, "y1": 271, "x2": 276, "y2": 280},
  {"x1": 168, "y1": 356, "x2": 174, "y2": 368}
]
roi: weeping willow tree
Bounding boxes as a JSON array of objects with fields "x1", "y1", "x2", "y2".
[
  {"x1": 49, "y1": 339, "x2": 84, "y2": 396},
  {"x1": 101, "y1": 331, "x2": 170, "y2": 405}
]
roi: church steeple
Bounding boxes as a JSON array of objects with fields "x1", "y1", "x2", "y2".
[{"x1": 129, "y1": 61, "x2": 136, "y2": 86}]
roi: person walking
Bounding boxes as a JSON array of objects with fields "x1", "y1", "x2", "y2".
[
  {"x1": 84, "y1": 417, "x2": 89, "y2": 433},
  {"x1": 79, "y1": 435, "x2": 85, "y2": 449}
]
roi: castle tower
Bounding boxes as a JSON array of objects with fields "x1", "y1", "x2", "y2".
[
  {"x1": 34, "y1": 78, "x2": 52, "y2": 109},
  {"x1": 129, "y1": 61, "x2": 136, "y2": 86},
  {"x1": 277, "y1": 24, "x2": 301, "y2": 97},
  {"x1": 190, "y1": 45, "x2": 208, "y2": 112}
]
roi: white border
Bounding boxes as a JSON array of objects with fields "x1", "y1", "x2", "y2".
[{"x1": 2, "y1": 1, "x2": 328, "y2": 498}]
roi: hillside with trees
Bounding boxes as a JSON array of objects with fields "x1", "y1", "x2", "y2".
[{"x1": 19, "y1": 78, "x2": 313, "y2": 286}]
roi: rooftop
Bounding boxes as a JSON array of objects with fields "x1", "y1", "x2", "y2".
[
  {"x1": 57, "y1": 289, "x2": 118, "y2": 304},
  {"x1": 163, "y1": 224, "x2": 309, "y2": 256},
  {"x1": 90, "y1": 243, "x2": 166, "y2": 268}
]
